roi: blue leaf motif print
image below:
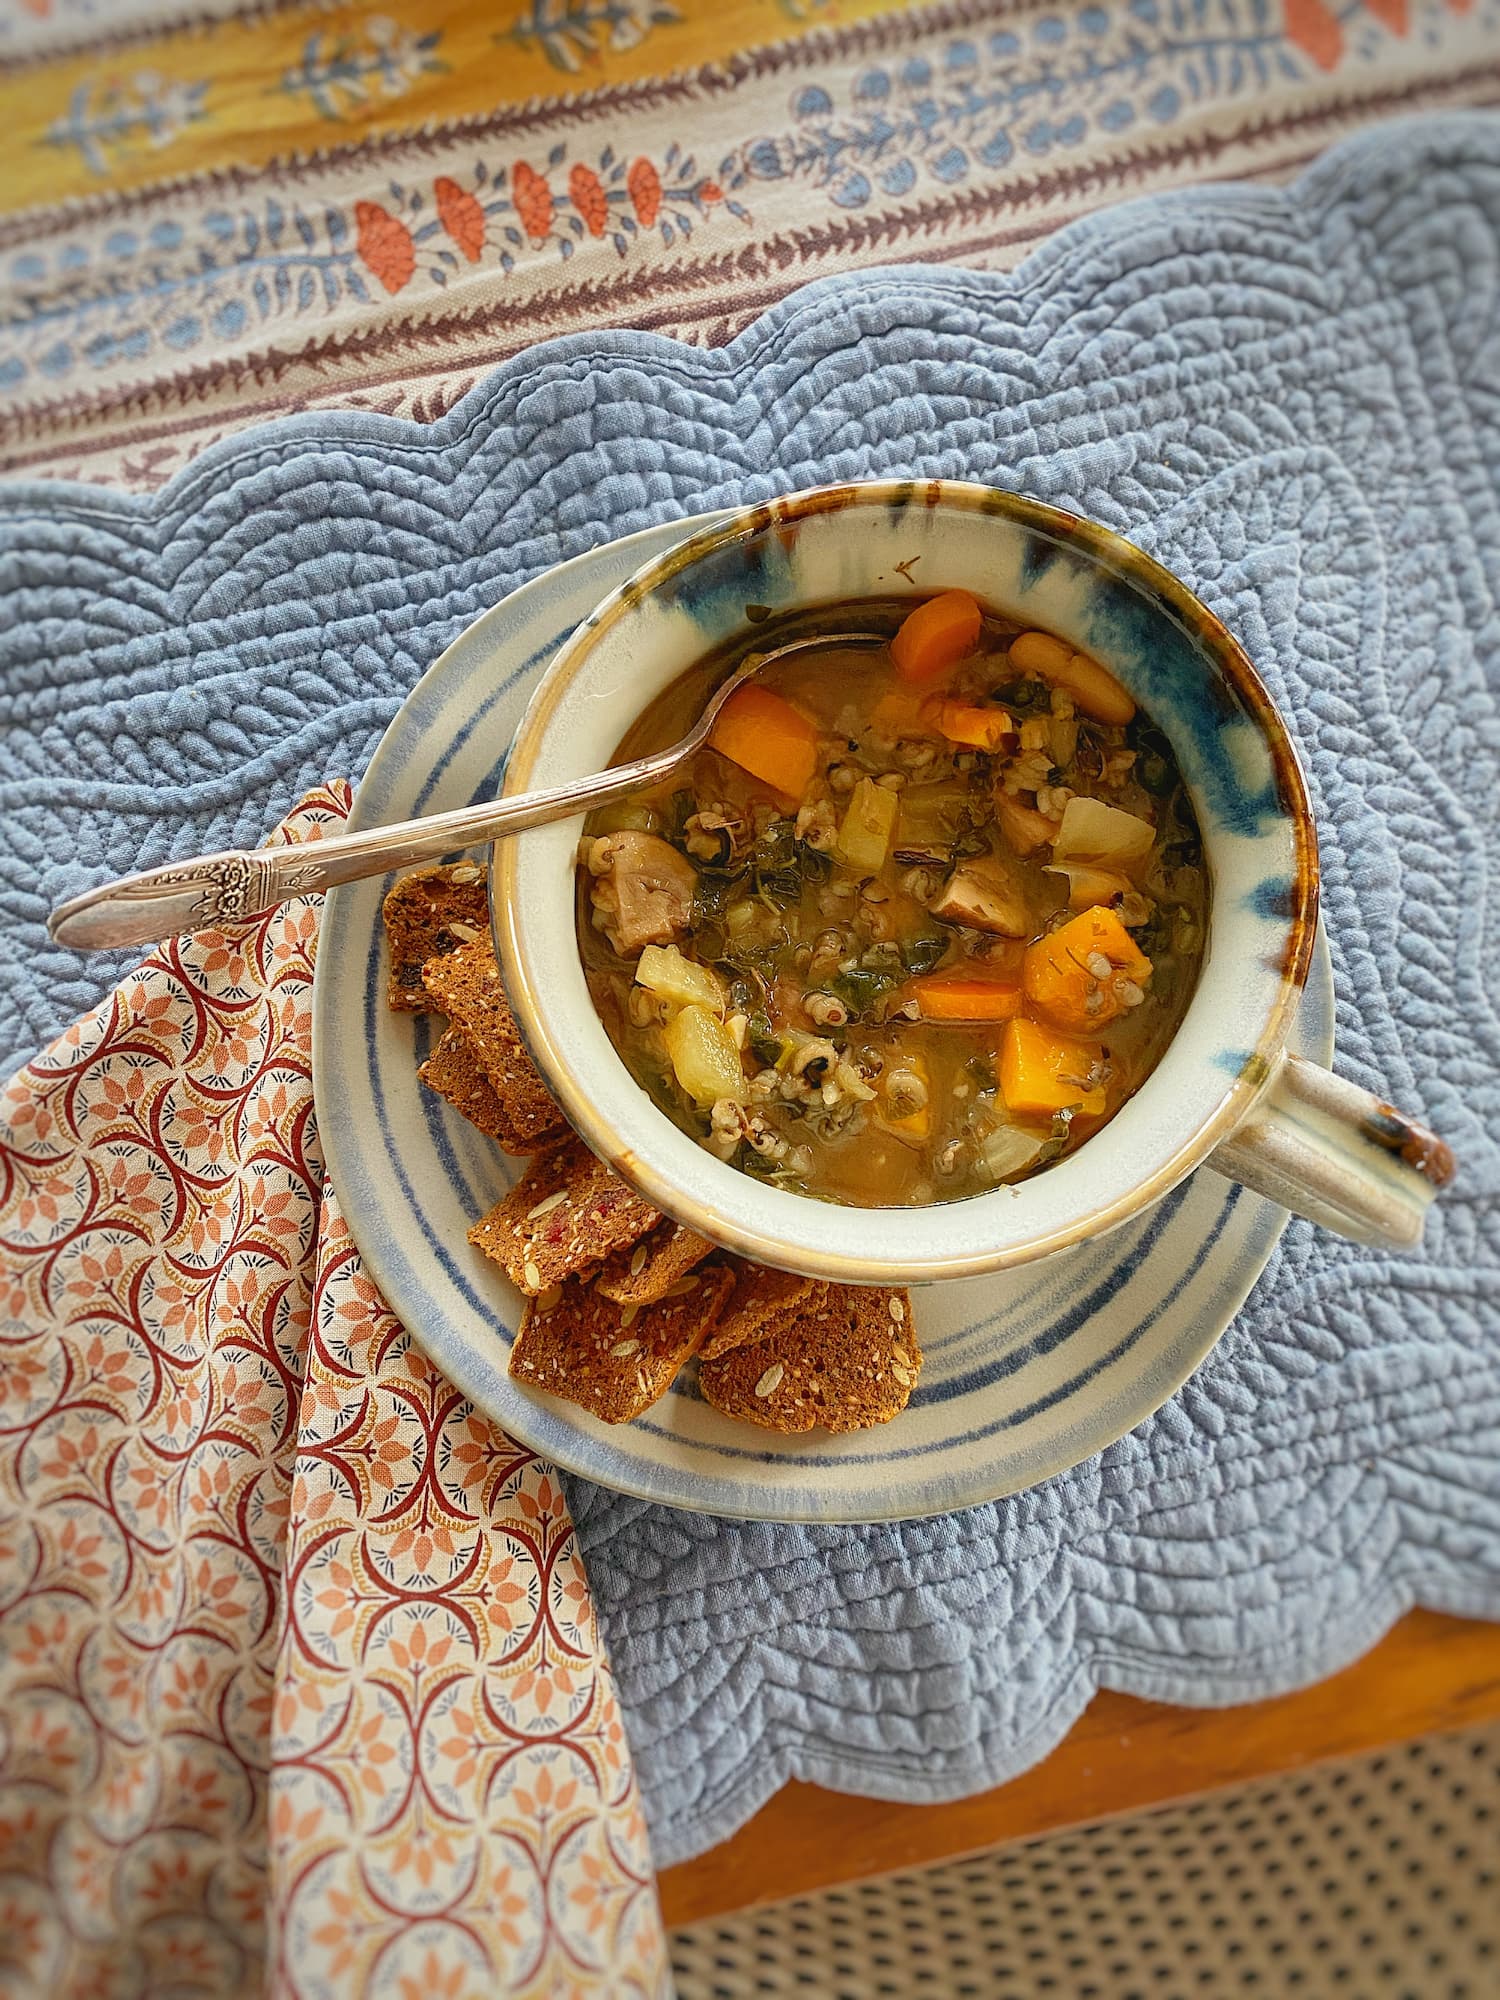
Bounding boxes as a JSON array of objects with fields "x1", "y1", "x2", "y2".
[
  {"x1": 744, "y1": 138, "x2": 792, "y2": 181},
  {"x1": 829, "y1": 170, "x2": 872, "y2": 208}
]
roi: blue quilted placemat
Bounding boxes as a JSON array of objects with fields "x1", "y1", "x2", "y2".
[{"x1": 3, "y1": 114, "x2": 1498, "y2": 1868}]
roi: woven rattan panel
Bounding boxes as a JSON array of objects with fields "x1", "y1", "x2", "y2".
[{"x1": 671, "y1": 1725, "x2": 1499, "y2": 1999}]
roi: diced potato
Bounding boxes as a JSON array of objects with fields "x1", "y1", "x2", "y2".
[
  {"x1": 1052, "y1": 795, "x2": 1155, "y2": 869},
  {"x1": 664, "y1": 1004, "x2": 745, "y2": 1107},
  {"x1": 999, "y1": 1017, "x2": 1108, "y2": 1117},
  {"x1": 588, "y1": 800, "x2": 658, "y2": 836},
  {"x1": 1043, "y1": 862, "x2": 1134, "y2": 910},
  {"x1": 1023, "y1": 906, "x2": 1153, "y2": 1033},
  {"x1": 898, "y1": 783, "x2": 969, "y2": 846},
  {"x1": 977, "y1": 1123, "x2": 1050, "y2": 1182},
  {"x1": 836, "y1": 776, "x2": 899, "y2": 873},
  {"x1": 635, "y1": 943, "x2": 725, "y2": 1016}
]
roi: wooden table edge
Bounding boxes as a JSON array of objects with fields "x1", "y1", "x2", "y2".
[{"x1": 658, "y1": 1608, "x2": 1500, "y2": 1929}]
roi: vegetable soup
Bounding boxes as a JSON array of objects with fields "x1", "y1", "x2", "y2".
[{"x1": 576, "y1": 593, "x2": 1207, "y2": 1208}]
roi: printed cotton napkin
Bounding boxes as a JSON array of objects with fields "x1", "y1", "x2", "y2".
[{"x1": 0, "y1": 785, "x2": 668, "y2": 2000}]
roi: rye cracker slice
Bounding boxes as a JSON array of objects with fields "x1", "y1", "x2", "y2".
[
  {"x1": 511, "y1": 1263, "x2": 734, "y2": 1424},
  {"x1": 468, "y1": 1136, "x2": 660, "y2": 1295},
  {"x1": 421, "y1": 935, "x2": 567, "y2": 1152},
  {"x1": 418, "y1": 1026, "x2": 509, "y2": 1140},
  {"x1": 697, "y1": 1261, "x2": 825, "y2": 1362},
  {"x1": 596, "y1": 1222, "x2": 715, "y2": 1307},
  {"x1": 697, "y1": 1283, "x2": 919, "y2": 1434},
  {"x1": 383, "y1": 863, "x2": 489, "y2": 1011}
]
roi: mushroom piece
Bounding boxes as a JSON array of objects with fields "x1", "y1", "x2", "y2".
[
  {"x1": 929, "y1": 853, "x2": 1032, "y2": 938},
  {"x1": 589, "y1": 832, "x2": 699, "y2": 956}
]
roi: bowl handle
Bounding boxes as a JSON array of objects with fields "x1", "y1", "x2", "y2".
[{"x1": 1206, "y1": 1053, "x2": 1453, "y2": 1249}]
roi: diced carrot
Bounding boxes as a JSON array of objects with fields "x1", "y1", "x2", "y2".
[
  {"x1": 999, "y1": 1016, "x2": 1108, "y2": 1117},
  {"x1": 920, "y1": 696, "x2": 1017, "y2": 752},
  {"x1": 891, "y1": 590, "x2": 984, "y2": 685},
  {"x1": 906, "y1": 970, "x2": 1024, "y2": 1022},
  {"x1": 710, "y1": 683, "x2": 820, "y2": 802},
  {"x1": 871, "y1": 688, "x2": 927, "y2": 737},
  {"x1": 1022, "y1": 905, "x2": 1153, "y2": 1033}
]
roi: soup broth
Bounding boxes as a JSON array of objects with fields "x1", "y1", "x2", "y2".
[{"x1": 576, "y1": 595, "x2": 1207, "y2": 1208}]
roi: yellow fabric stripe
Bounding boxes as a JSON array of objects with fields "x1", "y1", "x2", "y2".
[{"x1": 1, "y1": 0, "x2": 917, "y2": 215}]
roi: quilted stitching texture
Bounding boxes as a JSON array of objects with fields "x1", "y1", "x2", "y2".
[{"x1": 3, "y1": 114, "x2": 1498, "y2": 1867}]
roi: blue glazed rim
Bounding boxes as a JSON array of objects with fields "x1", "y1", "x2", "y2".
[{"x1": 495, "y1": 477, "x2": 1320, "y2": 1285}]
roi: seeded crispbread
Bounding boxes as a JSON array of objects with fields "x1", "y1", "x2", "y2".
[
  {"x1": 697, "y1": 1260, "x2": 826, "y2": 1361},
  {"x1": 596, "y1": 1221, "x2": 716, "y2": 1307},
  {"x1": 421, "y1": 935, "x2": 567, "y2": 1152},
  {"x1": 511, "y1": 1262, "x2": 734, "y2": 1423},
  {"x1": 383, "y1": 863, "x2": 490, "y2": 1011},
  {"x1": 697, "y1": 1283, "x2": 920, "y2": 1433},
  {"x1": 417, "y1": 1026, "x2": 511, "y2": 1140},
  {"x1": 467, "y1": 1136, "x2": 661, "y2": 1295}
]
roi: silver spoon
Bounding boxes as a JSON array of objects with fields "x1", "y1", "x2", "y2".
[{"x1": 48, "y1": 631, "x2": 885, "y2": 952}]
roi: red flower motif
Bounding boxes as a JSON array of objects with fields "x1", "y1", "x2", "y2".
[
  {"x1": 434, "y1": 175, "x2": 486, "y2": 262},
  {"x1": 1359, "y1": 0, "x2": 1408, "y2": 26},
  {"x1": 1284, "y1": 0, "x2": 1342, "y2": 68},
  {"x1": 512, "y1": 160, "x2": 554, "y2": 239},
  {"x1": 698, "y1": 179, "x2": 724, "y2": 205},
  {"x1": 569, "y1": 162, "x2": 609, "y2": 237},
  {"x1": 355, "y1": 201, "x2": 416, "y2": 294},
  {"x1": 627, "y1": 156, "x2": 661, "y2": 227}
]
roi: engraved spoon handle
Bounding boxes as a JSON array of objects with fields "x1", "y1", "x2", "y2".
[
  {"x1": 46, "y1": 748, "x2": 684, "y2": 953},
  {"x1": 47, "y1": 631, "x2": 883, "y2": 954}
]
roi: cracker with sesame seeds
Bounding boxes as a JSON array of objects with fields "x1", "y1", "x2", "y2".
[
  {"x1": 511, "y1": 1263, "x2": 734, "y2": 1423},
  {"x1": 697, "y1": 1261, "x2": 826, "y2": 1361},
  {"x1": 596, "y1": 1221, "x2": 716, "y2": 1307},
  {"x1": 383, "y1": 862, "x2": 490, "y2": 1011},
  {"x1": 467, "y1": 1136, "x2": 662, "y2": 1295},
  {"x1": 421, "y1": 935, "x2": 567, "y2": 1152},
  {"x1": 697, "y1": 1283, "x2": 919, "y2": 1433},
  {"x1": 417, "y1": 1026, "x2": 512, "y2": 1142}
]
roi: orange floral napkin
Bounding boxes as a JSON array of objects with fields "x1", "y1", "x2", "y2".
[{"x1": 0, "y1": 785, "x2": 669, "y2": 1999}]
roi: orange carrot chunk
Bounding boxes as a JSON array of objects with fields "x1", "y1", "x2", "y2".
[
  {"x1": 906, "y1": 970, "x2": 1024, "y2": 1022},
  {"x1": 709, "y1": 684, "x2": 820, "y2": 802},
  {"x1": 920, "y1": 696, "x2": 1017, "y2": 752},
  {"x1": 1022, "y1": 905, "x2": 1153, "y2": 1034},
  {"x1": 999, "y1": 1016, "x2": 1109, "y2": 1117},
  {"x1": 891, "y1": 590, "x2": 984, "y2": 685}
]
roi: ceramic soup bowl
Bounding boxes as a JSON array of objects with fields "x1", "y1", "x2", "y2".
[{"x1": 493, "y1": 480, "x2": 1451, "y2": 1284}]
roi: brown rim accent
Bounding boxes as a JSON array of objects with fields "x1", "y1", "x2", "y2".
[
  {"x1": 1361, "y1": 1105, "x2": 1458, "y2": 1191},
  {"x1": 494, "y1": 479, "x2": 1320, "y2": 1282}
]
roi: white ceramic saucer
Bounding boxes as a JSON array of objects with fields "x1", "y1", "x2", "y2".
[{"x1": 313, "y1": 513, "x2": 1333, "y2": 1523}]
